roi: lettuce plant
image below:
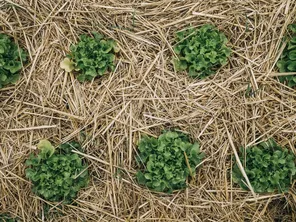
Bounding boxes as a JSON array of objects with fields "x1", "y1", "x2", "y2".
[
  {"x1": 0, "y1": 34, "x2": 27, "y2": 88},
  {"x1": 173, "y1": 24, "x2": 231, "y2": 78},
  {"x1": 136, "y1": 130, "x2": 205, "y2": 193},
  {"x1": 25, "y1": 140, "x2": 89, "y2": 203},
  {"x1": 0, "y1": 214, "x2": 17, "y2": 222},
  {"x1": 276, "y1": 24, "x2": 296, "y2": 87},
  {"x1": 61, "y1": 32, "x2": 119, "y2": 82},
  {"x1": 232, "y1": 139, "x2": 296, "y2": 193}
]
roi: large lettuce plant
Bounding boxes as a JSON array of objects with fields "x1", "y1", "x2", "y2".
[
  {"x1": 233, "y1": 139, "x2": 296, "y2": 193},
  {"x1": 173, "y1": 24, "x2": 231, "y2": 78},
  {"x1": 0, "y1": 34, "x2": 27, "y2": 88},
  {"x1": 0, "y1": 213, "x2": 17, "y2": 222},
  {"x1": 276, "y1": 24, "x2": 296, "y2": 87},
  {"x1": 61, "y1": 32, "x2": 119, "y2": 82},
  {"x1": 136, "y1": 130, "x2": 205, "y2": 193},
  {"x1": 25, "y1": 140, "x2": 89, "y2": 203}
]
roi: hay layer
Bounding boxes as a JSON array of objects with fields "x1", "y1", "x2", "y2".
[{"x1": 1, "y1": 0, "x2": 296, "y2": 221}]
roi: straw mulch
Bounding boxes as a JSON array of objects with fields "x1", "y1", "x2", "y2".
[{"x1": 1, "y1": 0, "x2": 296, "y2": 221}]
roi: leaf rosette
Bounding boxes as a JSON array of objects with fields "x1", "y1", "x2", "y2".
[
  {"x1": 61, "y1": 32, "x2": 119, "y2": 82},
  {"x1": 0, "y1": 213, "x2": 18, "y2": 222},
  {"x1": 25, "y1": 140, "x2": 89, "y2": 203},
  {"x1": 0, "y1": 34, "x2": 27, "y2": 88},
  {"x1": 276, "y1": 24, "x2": 296, "y2": 87},
  {"x1": 173, "y1": 24, "x2": 231, "y2": 78},
  {"x1": 136, "y1": 130, "x2": 205, "y2": 193},
  {"x1": 232, "y1": 139, "x2": 296, "y2": 193}
]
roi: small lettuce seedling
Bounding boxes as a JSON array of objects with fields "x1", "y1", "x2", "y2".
[
  {"x1": 60, "y1": 32, "x2": 119, "y2": 82},
  {"x1": 136, "y1": 130, "x2": 205, "y2": 193},
  {"x1": 25, "y1": 140, "x2": 89, "y2": 203},
  {"x1": 232, "y1": 139, "x2": 296, "y2": 193},
  {"x1": 0, "y1": 34, "x2": 27, "y2": 88},
  {"x1": 276, "y1": 24, "x2": 296, "y2": 87},
  {"x1": 173, "y1": 24, "x2": 231, "y2": 78}
]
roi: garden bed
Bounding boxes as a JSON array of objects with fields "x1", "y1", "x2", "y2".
[{"x1": 0, "y1": 1, "x2": 296, "y2": 221}]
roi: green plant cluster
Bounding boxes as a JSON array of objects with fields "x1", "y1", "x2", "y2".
[
  {"x1": 0, "y1": 34, "x2": 27, "y2": 88},
  {"x1": 232, "y1": 139, "x2": 296, "y2": 193},
  {"x1": 25, "y1": 140, "x2": 89, "y2": 203},
  {"x1": 276, "y1": 24, "x2": 296, "y2": 87},
  {"x1": 0, "y1": 214, "x2": 17, "y2": 222},
  {"x1": 173, "y1": 24, "x2": 231, "y2": 78},
  {"x1": 65, "y1": 32, "x2": 119, "y2": 82},
  {"x1": 136, "y1": 130, "x2": 205, "y2": 193}
]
